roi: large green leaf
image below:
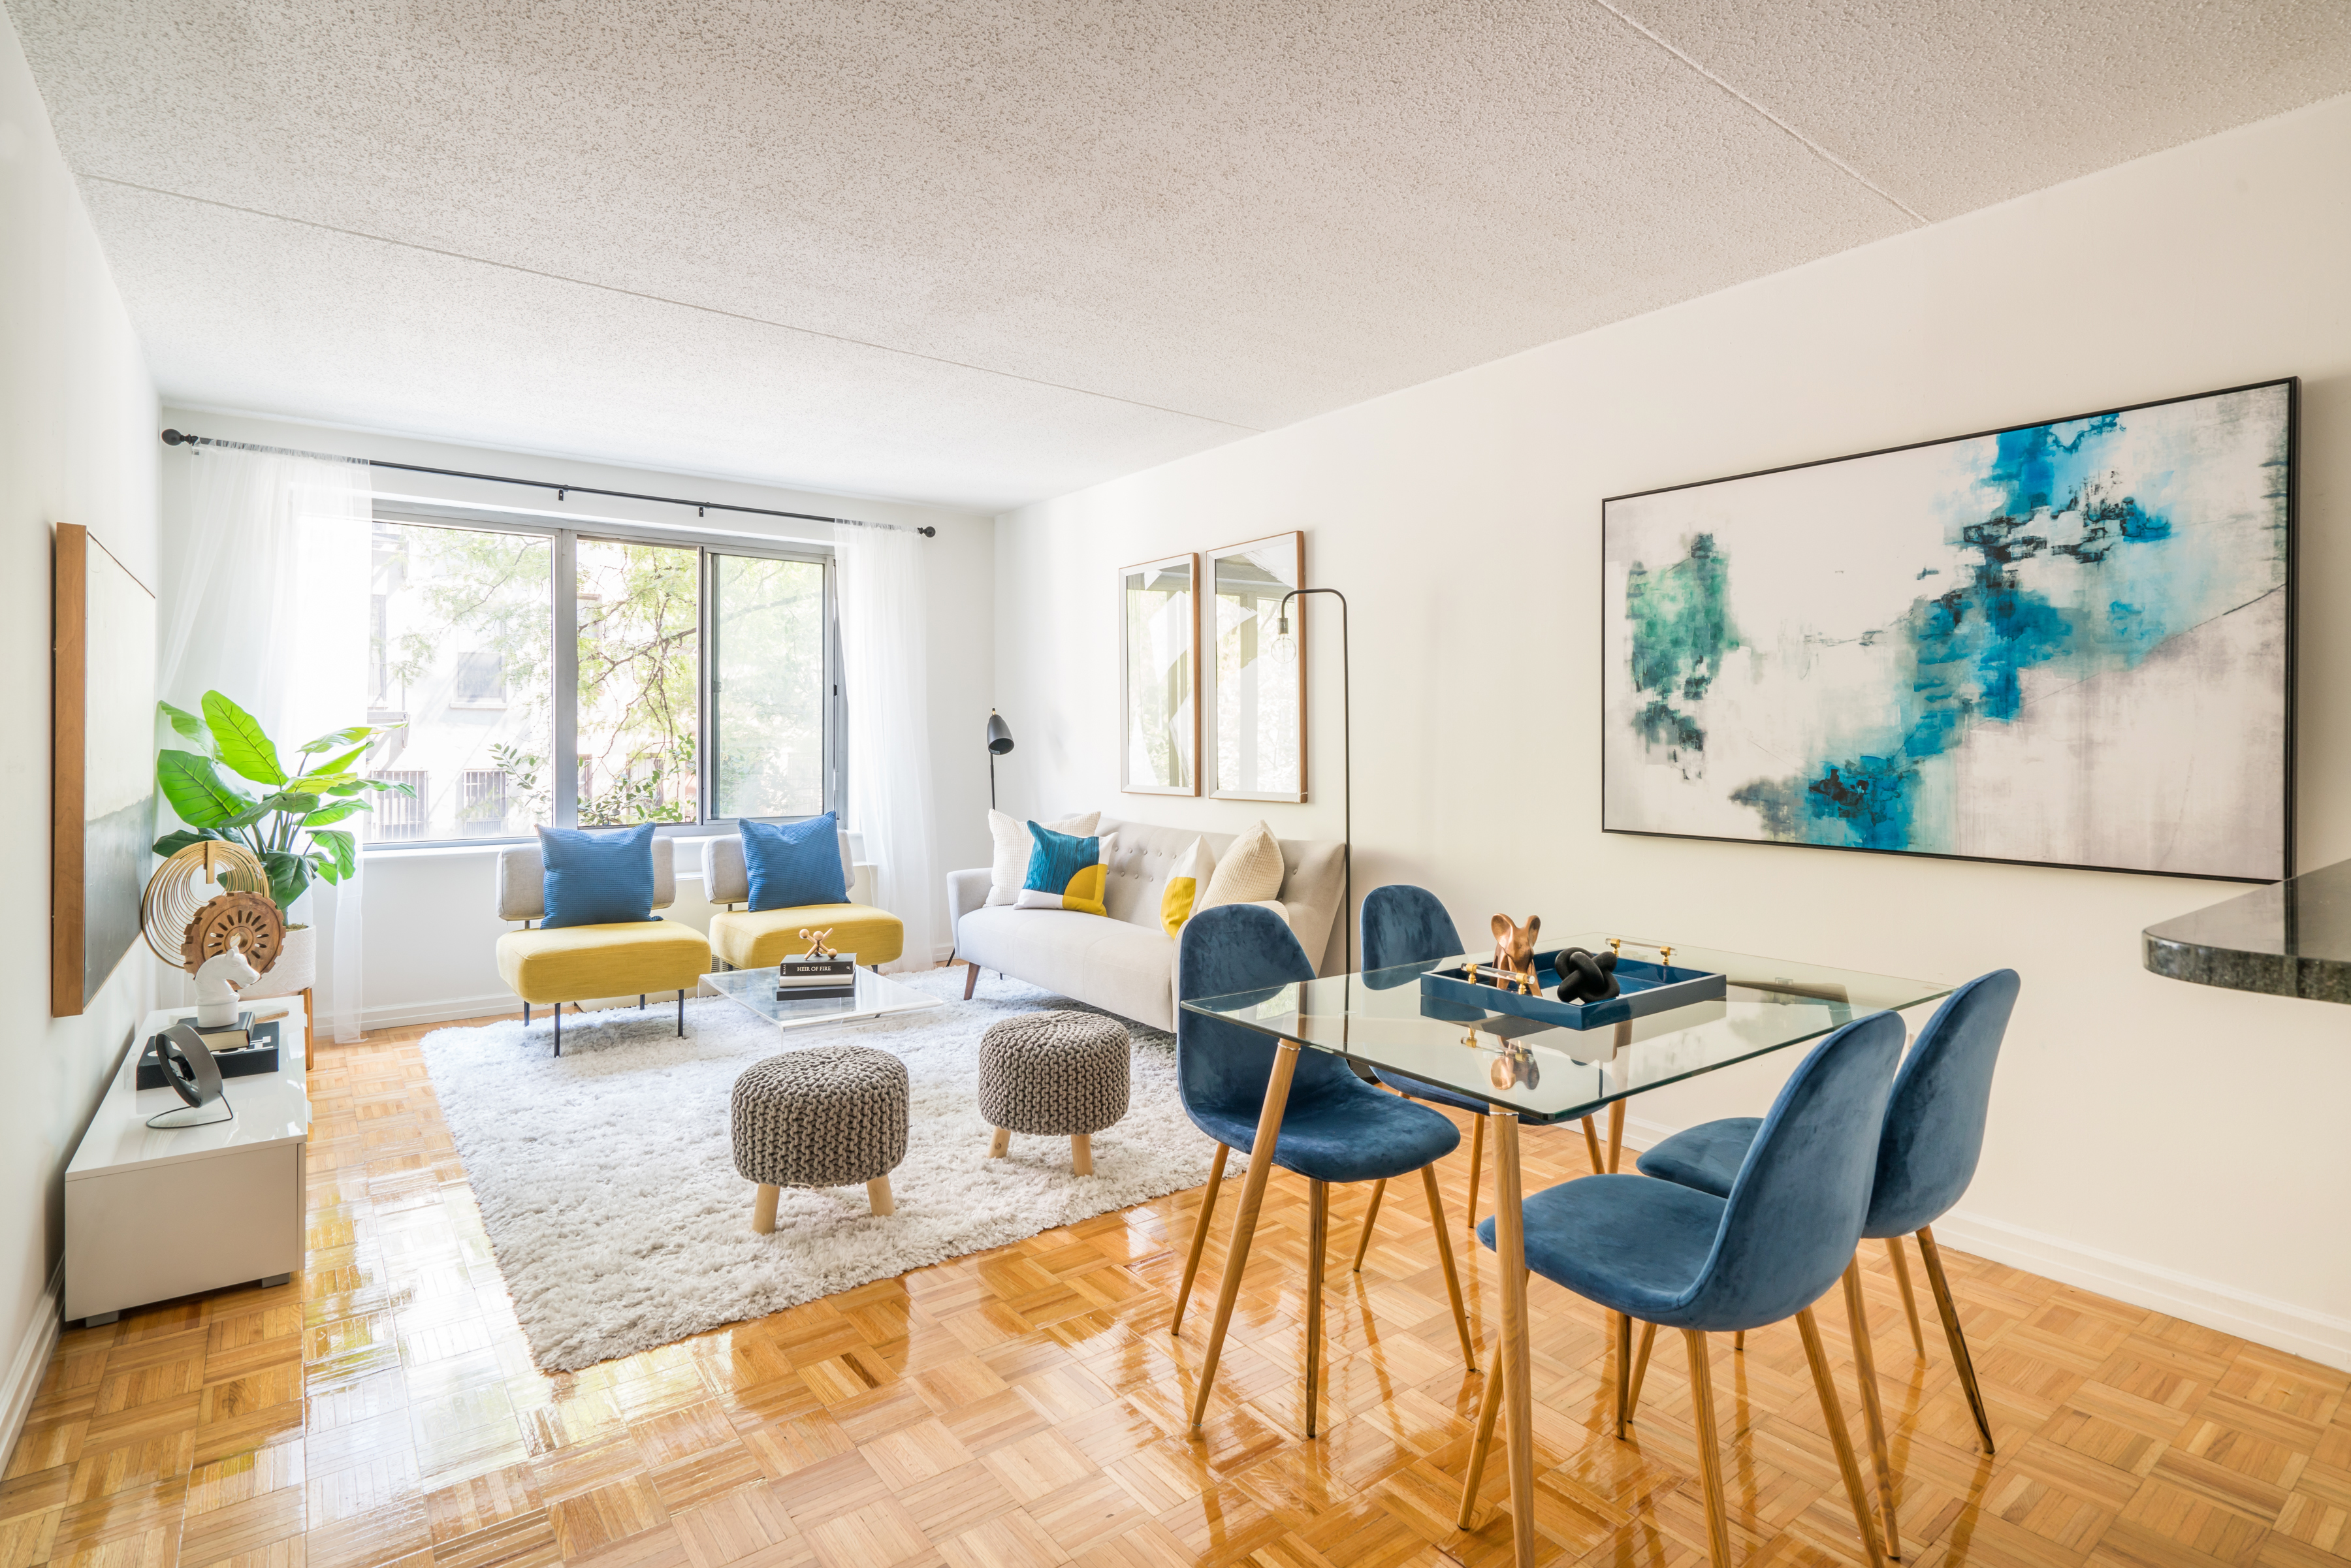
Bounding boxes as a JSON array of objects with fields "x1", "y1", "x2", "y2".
[
  {"x1": 260, "y1": 850, "x2": 311, "y2": 911},
  {"x1": 285, "y1": 771, "x2": 356, "y2": 794},
  {"x1": 255, "y1": 791, "x2": 322, "y2": 818},
  {"x1": 298, "y1": 744, "x2": 370, "y2": 780},
  {"x1": 298, "y1": 724, "x2": 377, "y2": 756},
  {"x1": 310, "y1": 831, "x2": 357, "y2": 883},
  {"x1": 202, "y1": 692, "x2": 284, "y2": 786},
  {"x1": 301, "y1": 801, "x2": 366, "y2": 828},
  {"x1": 220, "y1": 802, "x2": 273, "y2": 829},
  {"x1": 157, "y1": 750, "x2": 255, "y2": 829},
  {"x1": 152, "y1": 827, "x2": 228, "y2": 857},
  {"x1": 157, "y1": 701, "x2": 217, "y2": 758},
  {"x1": 356, "y1": 776, "x2": 416, "y2": 796}
]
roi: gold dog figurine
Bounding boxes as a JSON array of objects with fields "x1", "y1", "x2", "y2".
[
  {"x1": 1490, "y1": 914, "x2": 1543, "y2": 996},
  {"x1": 798, "y1": 927, "x2": 837, "y2": 959}
]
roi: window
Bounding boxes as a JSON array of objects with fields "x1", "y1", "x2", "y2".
[{"x1": 350, "y1": 514, "x2": 835, "y2": 846}]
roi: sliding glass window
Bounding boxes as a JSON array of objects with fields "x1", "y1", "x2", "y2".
[{"x1": 355, "y1": 513, "x2": 833, "y2": 846}]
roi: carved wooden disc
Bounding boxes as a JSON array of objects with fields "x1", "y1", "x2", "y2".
[{"x1": 181, "y1": 891, "x2": 286, "y2": 976}]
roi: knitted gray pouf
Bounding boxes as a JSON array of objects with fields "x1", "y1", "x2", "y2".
[
  {"x1": 731, "y1": 1044, "x2": 909, "y2": 1228},
  {"x1": 976, "y1": 1010, "x2": 1130, "y2": 1175}
]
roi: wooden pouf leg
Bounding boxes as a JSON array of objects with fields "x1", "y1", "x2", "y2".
[
  {"x1": 989, "y1": 1127, "x2": 1012, "y2": 1159},
  {"x1": 752, "y1": 1184, "x2": 780, "y2": 1234},
  {"x1": 1072, "y1": 1134, "x2": 1093, "y2": 1175},
  {"x1": 867, "y1": 1177, "x2": 895, "y2": 1216}
]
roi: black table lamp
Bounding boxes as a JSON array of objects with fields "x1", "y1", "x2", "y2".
[{"x1": 985, "y1": 710, "x2": 1015, "y2": 809}]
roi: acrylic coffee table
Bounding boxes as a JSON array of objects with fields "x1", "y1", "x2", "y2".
[{"x1": 700, "y1": 964, "x2": 945, "y2": 1033}]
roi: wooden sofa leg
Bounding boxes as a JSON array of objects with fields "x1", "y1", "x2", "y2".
[
  {"x1": 867, "y1": 1177, "x2": 895, "y2": 1217},
  {"x1": 964, "y1": 964, "x2": 980, "y2": 1000},
  {"x1": 752, "y1": 1184, "x2": 779, "y2": 1234}
]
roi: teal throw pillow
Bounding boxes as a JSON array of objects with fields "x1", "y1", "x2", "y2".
[
  {"x1": 538, "y1": 823, "x2": 659, "y2": 928},
  {"x1": 743, "y1": 813, "x2": 849, "y2": 911}
]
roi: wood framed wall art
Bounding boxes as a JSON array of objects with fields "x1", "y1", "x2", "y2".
[
  {"x1": 1207, "y1": 532, "x2": 1305, "y2": 803},
  {"x1": 1118, "y1": 552, "x2": 1200, "y2": 795},
  {"x1": 54, "y1": 522, "x2": 159, "y2": 1016},
  {"x1": 1601, "y1": 378, "x2": 2295, "y2": 881}
]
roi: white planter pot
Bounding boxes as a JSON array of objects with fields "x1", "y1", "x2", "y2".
[{"x1": 244, "y1": 923, "x2": 317, "y2": 999}]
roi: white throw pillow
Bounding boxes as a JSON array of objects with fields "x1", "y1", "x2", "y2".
[
  {"x1": 987, "y1": 809, "x2": 1100, "y2": 906},
  {"x1": 1198, "y1": 820, "x2": 1285, "y2": 912},
  {"x1": 1160, "y1": 835, "x2": 1217, "y2": 937}
]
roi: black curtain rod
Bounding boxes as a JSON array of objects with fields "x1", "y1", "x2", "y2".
[{"x1": 158, "y1": 428, "x2": 936, "y2": 536}]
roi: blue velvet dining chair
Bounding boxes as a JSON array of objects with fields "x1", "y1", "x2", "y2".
[
  {"x1": 1633, "y1": 968, "x2": 2019, "y2": 1497},
  {"x1": 1349, "y1": 885, "x2": 1608, "y2": 1268},
  {"x1": 1169, "y1": 902, "x2": 1477, "y2": 1435},
  {"x1": 1456, "y1": 1010, "x2": 1907, "y2": 1568}
]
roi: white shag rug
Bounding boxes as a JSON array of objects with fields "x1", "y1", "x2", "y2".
[{"x1": 419, "y1": 969, "x2": 1216, "y2": 1372}]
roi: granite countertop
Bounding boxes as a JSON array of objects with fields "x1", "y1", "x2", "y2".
[{"x1": 2142, "y1": 857, "x2": 2351, "y2": 1004}]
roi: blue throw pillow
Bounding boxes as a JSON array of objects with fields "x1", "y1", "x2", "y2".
[
  {"x1": 538, "y1": 824, "x2": 659, "y2": 929},
  {"x1": 743, "y1": 813, "x2": 849, "y2": 912}
]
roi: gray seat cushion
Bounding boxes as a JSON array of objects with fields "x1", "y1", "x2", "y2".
[
  {"x1": 730, "y1": 1045, "x2": 909, "y2": 1190},
  {"x1": 976, "y1": 1010, "x2": 1131, "y2": 1136}
]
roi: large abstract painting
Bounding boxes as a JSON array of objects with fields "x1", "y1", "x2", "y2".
[{"x1": 1602, "y1": 380, "x2": 2294, "y2": 882}]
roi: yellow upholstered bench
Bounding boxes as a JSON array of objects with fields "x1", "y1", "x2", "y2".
[
  {"x1": 495, "y1": 837, "x2": 710, "y2": 1053},
  {"x1": 699, "y1": 831, "x2": 903, "y2": 970}
]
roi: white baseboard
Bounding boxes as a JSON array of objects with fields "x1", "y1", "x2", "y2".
[
  {"x1": 1, "y1": 1265, "x2": 63, "y2": 1474},
  {"x1": 362, "y1": 991, "x2": 522, "y2": 1030},
  {"x1": 1617, "y1": 1113, "x2": 2350, "y2": 1373}
]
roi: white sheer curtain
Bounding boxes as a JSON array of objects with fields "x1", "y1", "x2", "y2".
[
  {"x1": 161, "y1": 445, "x2": 374, "y2": 1040},
  {"x1": 835, "y1": 520, "x2": 939, "y2": 972}
]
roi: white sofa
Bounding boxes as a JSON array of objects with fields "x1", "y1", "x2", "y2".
[{"x1": 946, "y1": 817, "x2": 1347, "y2": 1032}]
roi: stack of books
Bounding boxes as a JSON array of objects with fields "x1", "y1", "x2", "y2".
[
  {"x1": 137, "y1": 1013, "x2": 282, "y2": 1087},
  {"x1": 776, "y1": 953, "x2": 857, "y2": 1002}
]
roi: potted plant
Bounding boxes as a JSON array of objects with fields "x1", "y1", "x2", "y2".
[{"x1": 152, "y1": 692, "x2": 411, "y2": 996}]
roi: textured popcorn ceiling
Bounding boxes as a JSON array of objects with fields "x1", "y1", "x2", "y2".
[{"x1": 10, "y1": 1, "x2": 2348, "y2": 510}]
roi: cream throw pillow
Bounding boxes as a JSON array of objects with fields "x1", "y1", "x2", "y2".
[
  {"x1": 1198, "y1": 820, "x2": 1284, "y2": 912},
  {"x1": 987, "y1": 810, "x2": 1100, "y2": 906}
]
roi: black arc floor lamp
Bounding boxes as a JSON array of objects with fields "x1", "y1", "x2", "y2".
[
  {"x1": 1273, "y1": 589, "x2": 1349, "y2": 978},
  {"x1": 985, "y1": 709, "x2": 1014, "y2": 809}
]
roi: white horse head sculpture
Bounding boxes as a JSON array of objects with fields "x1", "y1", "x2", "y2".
[{"x1": 193, "y1": 938, "x2": 263, "y2": 1029}]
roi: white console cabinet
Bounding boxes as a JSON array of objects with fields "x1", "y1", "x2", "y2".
[{"x1": 65, "y1": 1001, "x2": 311, "y2": 1326}]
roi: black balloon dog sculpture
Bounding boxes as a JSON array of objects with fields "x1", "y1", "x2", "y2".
[{"x1": 1552, "y1": 945, "x2": 1622, "y2": 1004}]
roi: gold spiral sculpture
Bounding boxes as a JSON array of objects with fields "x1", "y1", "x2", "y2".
[{"x1": 141, "y1": 842, "x2": 283, "y2": 976}]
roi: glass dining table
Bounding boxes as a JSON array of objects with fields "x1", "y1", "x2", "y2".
[{"x1": 1179, "y1": 932, "x2": 1953, "y2": 1568}]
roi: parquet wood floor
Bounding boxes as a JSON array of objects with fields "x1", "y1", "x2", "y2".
[{"x1": 8, "y1": 993, "x2": 2346, "y2": 1568}]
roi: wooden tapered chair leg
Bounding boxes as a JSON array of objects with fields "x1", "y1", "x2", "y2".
[
  {"x1": 1614, "y1": 1313, "x2": 1633, "y2": 1437},
  {"x1": 1734, "y1": 1330, "x2": 1745, "y2": 1351},
  {"x1": 1842, "y1": 1258, "x2": 1902, "y2": 1558},
  {"x1": 1350, "y1": 1177, "x2": 1387, "y2": 1271},
  {"x1": 1170, "y1": 1143, "x2": 1229, "y2": 1333},
  {"x1": 1886, "y1": 1234, "x2": 1927, "y2": 1354},
  {"x1": 1916, "y1": 1224, "x2": 1995, "y2": 1453},
  {"x1": 1418, "y1": 1164, "x2": 1478, "y2": 1368},
  {"x1": 1797, "y1": 1306, "x2": 1891, "y2": 1568},
  {"x1": 1582, "y1": 1115, "x2": 1605, "y2": 1176},
  {"x1": 1624, "y1": 1319, "x2": 1657, "y2": 1425},
  {"x1": 963, "y1": 964, "x2": 979, "y2": 999},
  {"x1": 1686, "y1": 1330, "x2": 1735, "y2": 1568},
  {"x1": 1463, "y1": 1113, "x2": 1485, "y2": 1239},
  {"x1": 1304, "y1": 1179, "x2": 1329, "y2": 1437},
  {"x1": 1456, "y1": 1336, "x2": 1507, "y2": 1529}
]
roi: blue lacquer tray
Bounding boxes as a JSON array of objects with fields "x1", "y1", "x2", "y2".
[{"x1": 1420, "y1": 950, "x2": 1727, "y2": 1030}]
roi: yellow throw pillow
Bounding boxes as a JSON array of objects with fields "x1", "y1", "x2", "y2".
[
  {"x1": 1161, "y1": 836, "x2": 1217, "y2": 937},
  {"x1": 1199, "y1": 820, "x2": 1285, "y2": 911}
]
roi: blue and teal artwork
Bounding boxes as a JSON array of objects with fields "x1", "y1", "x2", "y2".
[{"x1": 1602, "y1": 381, "x2": 2292, "y2": 881}]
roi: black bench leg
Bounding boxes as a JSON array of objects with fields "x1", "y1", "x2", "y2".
[
  {"x1": 554, "y1": 1005, "x2": 561, "y2": 1057},
  {"x1": 639, "y1": 994, "x2": 646, "y2": 1009},
  {"x1": 523, "y1": 1002, "x2": 530, "y2": 1025},
  {"x1": 677, "y1": 989, "x2": 685, "y2": 1036}
]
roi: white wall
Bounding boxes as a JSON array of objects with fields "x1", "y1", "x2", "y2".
[
  {"x1": 158, "y1": 409, "x2": 996, "y2": 1026},
  {"x1": 1, "y1": 12, "x2": 160, "y2": 1451},
  {"x1": 995, "y1": 96, "x2": 2351, "y2": 1367}
]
